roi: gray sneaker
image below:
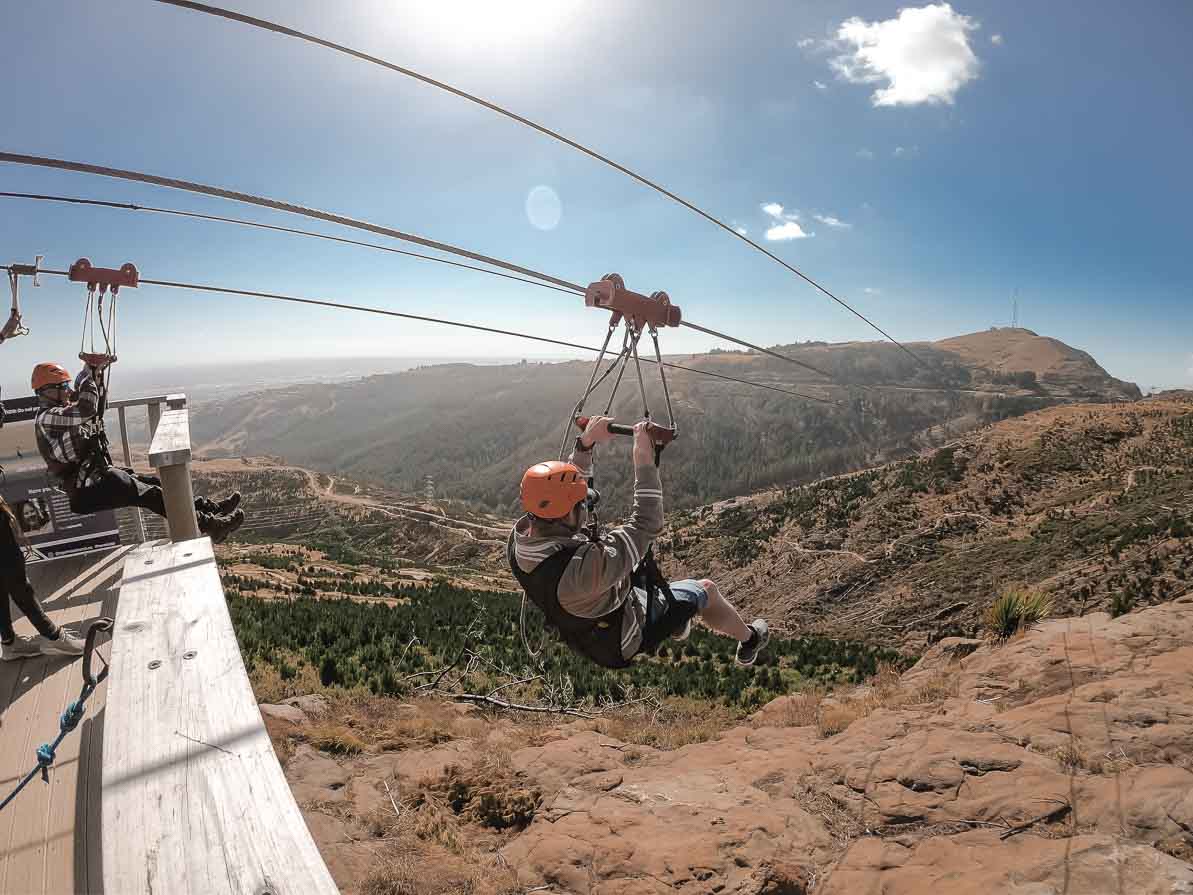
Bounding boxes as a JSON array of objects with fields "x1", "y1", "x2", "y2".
[
  {"x1": 1, "y1": 635, "x2": 43, "y2": 661},
  {"x1": 735, "y1": 619, "x2": 770, "y2": 667},
  {"x1": 671, "y1": 618, "x2": 692, "y2": 641},
  {"x1": 41, "y1": 627, "x2": 85, "y2": 657}
]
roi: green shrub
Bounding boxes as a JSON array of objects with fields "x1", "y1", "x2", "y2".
[
  {"x1": 1109, "y1": 591, "x2": 1135, "y2": 618},
  {"x1": 984, "y1": 587, "x2": 1054, "y2": 640}
]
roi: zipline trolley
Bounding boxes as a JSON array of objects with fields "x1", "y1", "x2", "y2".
[{"x1": 558, "y1": 273, "x2": 682, "y2": 463}]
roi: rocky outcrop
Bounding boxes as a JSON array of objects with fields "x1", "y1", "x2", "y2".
[{"x1": 500, "y1": 593, "x2": 1193, "y2": 893}]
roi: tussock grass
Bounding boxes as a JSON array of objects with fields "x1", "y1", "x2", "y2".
[{"x1": 304, "y1": 722, "x2": 367, "y2": 756}]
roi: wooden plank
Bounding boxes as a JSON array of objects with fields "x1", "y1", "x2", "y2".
[
  {"x1": 107, "y1": 395, "x2": 177, "y2": 411},
  {"x1": 147, "y1": 408, "x2": 191, "y2": 469},
  {"x1": 102, "y1": 540, "x2": 337, "y2": 895},
  {"x1": 0, "y1": 548, "x2": 127, "y2": 895}
]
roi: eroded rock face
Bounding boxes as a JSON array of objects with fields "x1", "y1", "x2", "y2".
[{"x1": 501, "y1": 594, "x2": 1193, "y2": 893}]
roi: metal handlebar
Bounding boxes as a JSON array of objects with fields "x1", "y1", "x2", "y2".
[{"x1": 575, "y1": 415, "x2": 677, "y2": 444}]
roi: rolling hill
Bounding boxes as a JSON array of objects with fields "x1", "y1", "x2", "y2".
[{"x1": 188, "y1": 328, "x2": 1141, "y2": 514}]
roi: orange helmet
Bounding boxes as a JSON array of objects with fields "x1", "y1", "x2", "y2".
[
  {"x1": 520, "y1": 461, "x2": 588, "y2": 519},
  {"x1": 31, "y1": 362, "x2": 71, "y2": 393}
]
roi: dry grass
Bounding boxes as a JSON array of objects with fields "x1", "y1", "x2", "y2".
[
  {"x1": 763, "y1": 662, "x2": 961, "y2": 739},
  {"x1": 415, "y1": 750, "x2": 542, "y2": 833},
  {"x1": 359, "y1": 838, "x2": 519, "y2": 895},
  {"x1": 1054, "y1": 740, "x2": 1085, "y2": 772},
  {"x1": 594, "y1": 696, "x2": 742, "y2": 750},
  {"x1": 304, "y1": 721, "x2": 368, "y2": 756},
  {"x1": 266, "y1": 693, "x2": 493, "y2": 762},
  {"x1": 248, "y1": 649, "x2": 332, "y2": 704}
]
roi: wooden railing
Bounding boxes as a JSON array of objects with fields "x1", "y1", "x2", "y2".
[{"x1": 101, "y1": 398, "x2": 337, "y2": 894}]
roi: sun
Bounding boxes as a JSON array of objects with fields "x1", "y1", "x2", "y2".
[{"x1": 400, "y1": 0, "x2": 585, "y2": 47}]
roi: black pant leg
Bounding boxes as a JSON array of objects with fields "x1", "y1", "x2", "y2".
[
  {"x1": 0, "y1": 556, "x2": 57, "y2": 640},
  {"x1": 70, "y1": 467, "x2": 167, "y2": 518}
]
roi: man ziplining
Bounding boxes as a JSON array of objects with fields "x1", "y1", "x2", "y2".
[
  {"x1": 508, "y1": 415, "x2": 769, "y2": 669},
  {"x1": 31, "y1": 361, "x2": 245, "y2": 542}
]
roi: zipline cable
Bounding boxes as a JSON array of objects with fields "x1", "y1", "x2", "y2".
[
  {"x1": 0, "y1": 191, "x2": 579, "y2": 298},
  {"x1": 0, "y1": 265, "x2": 840, "y2": 406},
  {"x1": 151, "y1": 0, "x2": 927, "y2": 371},
  {"x1": 0, "y1": 152, "x2": 584, "y2": 292},
  {"x1": 0, "y1": 161, "x2": 837, "y2": 381}
]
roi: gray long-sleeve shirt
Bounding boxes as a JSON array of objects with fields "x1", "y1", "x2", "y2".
[{"x1": 512, "y1": 442, "x2": 664, "y2": 658}]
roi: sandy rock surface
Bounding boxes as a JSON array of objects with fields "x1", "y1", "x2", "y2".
[{"x1": 499, "y1": 594, "x2": 1193, "y2": 893}]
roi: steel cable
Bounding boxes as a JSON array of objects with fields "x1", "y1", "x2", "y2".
[
  {"x1": 150, "y1": 0, "x2": 927, "y2": 370},
  {"x1": 0, "y1": 161, "x2": 839, "y2": 380},
  {"x1": 0, "y1": 265, "x2": 840, "y2": 405}
]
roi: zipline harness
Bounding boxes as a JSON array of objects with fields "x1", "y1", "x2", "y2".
[
  {"x1": 520, "y1": 275, "x2": 686, "y2": 664},
  {"x1": 36, "y1": 259, "x2": 139, "y2": 489},
  {"x1": 0, "y1": 618, "x2": 114, "y2": 814}
]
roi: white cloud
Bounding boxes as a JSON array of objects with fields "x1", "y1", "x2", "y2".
[
  {"x1": 761, "y1": 202, "x2": 813, "y2": 241},
  {"x1": 894, "y1": 145, "x2": 906, "y2": 156},
  {"x1": 766, "y1": 221, "x2": 813, "y2": 241},
  {"x1": 814, "y1": 213, "x2": 850, "y2": 229},
  {"x1": 893, "y1": 145, "x2": 919, "y2": 158},
  {"x1": 990, "y1": 33, "x2": 1003, "y2": 45},
  {"x1": 734, "y1": 225, "x2": 748, "y2": 236},
  {"x1": 863, "y1": 287, "x2": 882, "y2": 295},
  {"x1": 797, "y1": 37, "x2": 817, "y2": 49},
  {"x1": 813, "y1": 80, "x2": 828, "y2": 90},
  {"x1": 856, "y1": 148, "x2": 875, "y2": 160},
  {"x1": 831, "y1": 3, "x2": 980, "y2": 107}
]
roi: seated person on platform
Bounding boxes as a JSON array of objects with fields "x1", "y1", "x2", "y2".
[{"x1": 32, "y1": 361, "x2": 244, "y2": 542}]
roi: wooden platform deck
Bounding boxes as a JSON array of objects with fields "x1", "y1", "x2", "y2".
[{"x1": 0, "y1": 547, "x2": 133, "y2": 895}]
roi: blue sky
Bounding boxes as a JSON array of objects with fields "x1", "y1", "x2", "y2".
[{"x1": 1, "y1": 0, "x2": 1190, "y2": 398}]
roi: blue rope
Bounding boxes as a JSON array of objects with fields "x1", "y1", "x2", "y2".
[{"x1": 0, "y1": 684, "x2": 95, "y2": 812}]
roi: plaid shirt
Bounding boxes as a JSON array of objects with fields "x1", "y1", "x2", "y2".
[{"x1": 34, "y1": 377, "x2": 102, "y2": 481}]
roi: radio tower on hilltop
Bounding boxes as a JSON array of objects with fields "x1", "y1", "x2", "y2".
[
  {"x1": 1011, "y1": 288, "x2": 1020, "y2": 329},
  {"x1": 423, "y1": 474, "x2": 436, "y2": 503}
]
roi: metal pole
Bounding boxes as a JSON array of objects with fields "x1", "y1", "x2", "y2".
[
  {"x1": 117, "y1": 406, "x2": 146, "y2": 543},
  {"x1": 146, "y1": 401, "x2": 162, "y2": 440}
]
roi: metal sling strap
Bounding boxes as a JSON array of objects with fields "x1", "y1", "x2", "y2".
[
  {"x1": 0, "y1": 619, "x2": 114, "y2": 813},
  {"x1": 69, "y1": 258, "x2": 139, "y2": 471},
  {"x1": 1, "y1": 255, "x2": 41, "y2": 343}
]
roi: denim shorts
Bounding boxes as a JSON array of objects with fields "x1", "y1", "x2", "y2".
[
  {"x1": 659, "y1": 579, "x2": 709, "y2": 615},
  {"x1": 640, "y1": 579, "x2": 708, "y2": 652}
]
